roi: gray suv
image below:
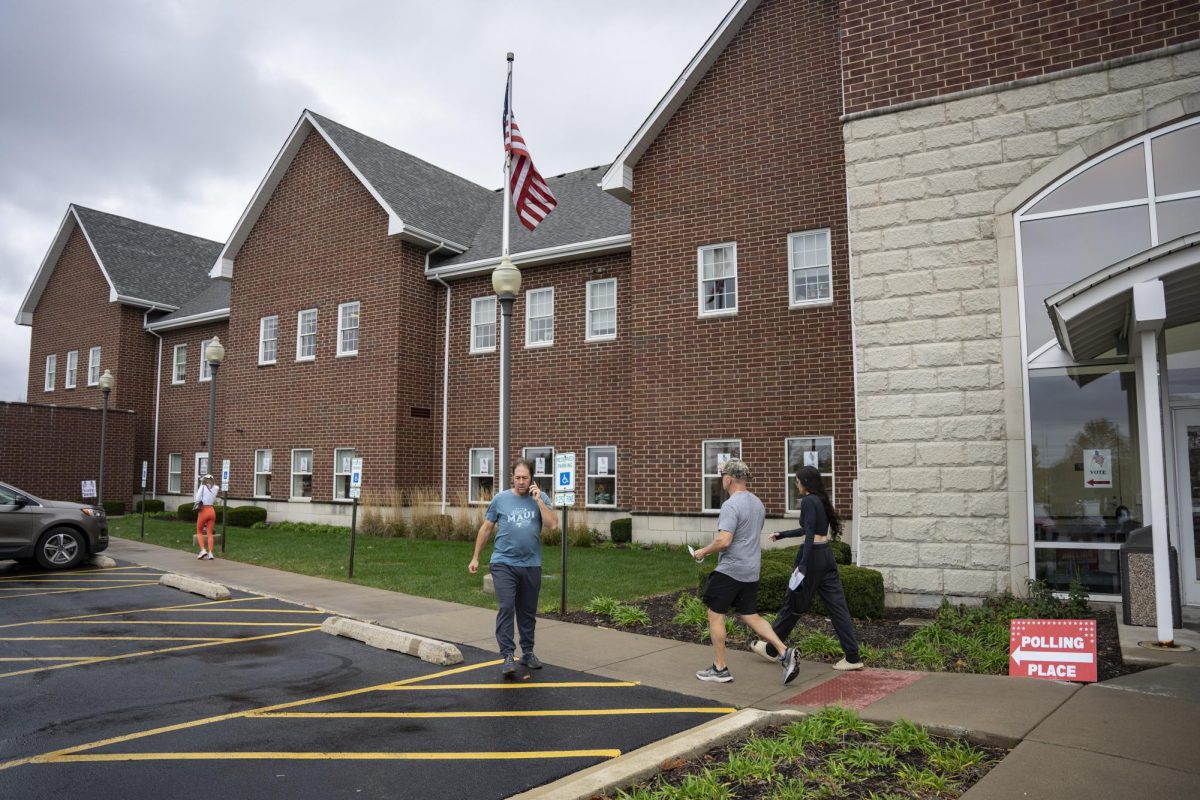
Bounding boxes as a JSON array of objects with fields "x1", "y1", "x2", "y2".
[{"x1": 0, "y1": 481, "x2": 109, "y2": 569}]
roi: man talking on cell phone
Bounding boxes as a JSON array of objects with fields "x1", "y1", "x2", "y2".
[{"x1": 469, "y1": 458, "x2": 560, "y2": 678}]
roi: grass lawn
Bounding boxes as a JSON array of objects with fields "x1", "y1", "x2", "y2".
[{"x1": 108, "y1": 516, "x2": 702, "y2": 612}]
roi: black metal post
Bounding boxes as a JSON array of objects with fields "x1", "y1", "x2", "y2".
[
  {"x1": 498, "y1": 294, "x2": 514, "y2": 493},
  {"x1": 560, "y1": 506, "x2": 568, "y2": 614},
  {"x1": 140, "y1": 500, "x2": 146, "y2": 539},
  {"x1": 97, "y1": 388, "x2": 109, "y2": 507},
  {"x1": 221, "y1": 489, "x2": 228, "y2": 554},
  {"x1": 348, "y1": 497, "x2": 358, "y2": 578}
]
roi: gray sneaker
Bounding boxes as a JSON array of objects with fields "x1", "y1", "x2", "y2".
[
  {"x1": 696, "y1": 665, "x2": 733, "y2": 683},
  {"x1": 521, "y1": 652, "x2": 543, "y2": 669},
  {"x1": 501, "y1": 655, "x2": 517, "y2": 679},
  {"x1": 782, "y1": 647, "x2": 801, "y2": 684}
]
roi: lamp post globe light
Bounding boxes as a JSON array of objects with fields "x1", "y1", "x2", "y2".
[
  {"x1": 491, "y1": 255, "x2": 521, "y2": 493},
  {"x1": 97, "y1": 369, "x2": 114, "y2": 507},
  {"x1": 204, "y1": 336, "x2": 225, "y2": 491}
]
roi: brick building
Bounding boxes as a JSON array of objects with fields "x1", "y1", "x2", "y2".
[{"x1": 15, "y1": 0, "x2": 1200, "y2": 609}]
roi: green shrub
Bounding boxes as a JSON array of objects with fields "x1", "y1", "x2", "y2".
[
  {"x1": 610, "y1": 517, "x2": 633, "y2": 544},
  {"x1": 102, "y1": 500, "x2": 125, "y2": 516},
  {"x1": 699, "y1": 554, "x2": 884, "y2": 620},
  {"x1": 831, "y1": 539, "x2": 852, "y2": 565},
  {"x1": 135, "y1": 499, "x2": 165, "y2": 513},
  {"x1": 224, "y1": 505, "x2": 267, "y2": 527},
  {"x1": 176, "y1": 502, "x2": 197, "y2": 522},
  {"x1": 254, "y1": 520, "x2": 349, "y2": 535}
]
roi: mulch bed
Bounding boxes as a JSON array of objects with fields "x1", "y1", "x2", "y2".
[{"x1": 543, "y1": 590, "x2": 1146, "y2": 682}]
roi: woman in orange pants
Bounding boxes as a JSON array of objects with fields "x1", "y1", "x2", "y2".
[{"x1": 194, "y1": 473, "x2": 219, "y2": 560}]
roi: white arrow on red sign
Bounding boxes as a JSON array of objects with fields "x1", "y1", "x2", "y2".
[{"x1": 1011, "y1": 647, "x2": 1095, "y2": 665}]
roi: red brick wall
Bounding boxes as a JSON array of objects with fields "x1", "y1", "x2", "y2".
[
  {"x1": 436, "y1": 253, "x2": 631, "y2": 505},
  {"x1": 218, "y1": 130, "x2": 420, "y2": 503},
  {"x1": 630, "y1": 0, "x2": 857, "y2": 515},
  {"x1": 152, "y1": 320, "x2": 230, "y2": 497},
  {"x1": 839, "y1": 0, "x2": 1200, "y2": 114},
  {"x1": 0, "y1": 401, "x2": 136, "y2": 506}
]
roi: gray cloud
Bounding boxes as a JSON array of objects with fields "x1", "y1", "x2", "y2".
[{"x1": 0, "y1": 0, "x2": 732, "y2": 400}]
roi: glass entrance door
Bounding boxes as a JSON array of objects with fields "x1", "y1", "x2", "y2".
[{"x1": 1170, "y1": 409, "x2": 1200, "y2": 605}]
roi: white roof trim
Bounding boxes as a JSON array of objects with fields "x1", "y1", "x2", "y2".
[
  {"x1": 15, "y1": 205, "x2": 120, "y2": 326},
  {"x1": 114, "y1": 295, "x2": 179, "y2": 313},
  {"x1": 210, "y1": 111, "x2": 467, "y2": 279},
  {"x1": 425, "y1": 234, "x2": 631, "y2": 281},
  {"x1": 600, "y1": 0, "x2": 761, "y2": 202},
  {"x1": 145, "y1": 307, "x2": 230, "y2": 332}
]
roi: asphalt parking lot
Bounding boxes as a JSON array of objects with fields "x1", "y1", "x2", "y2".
[{"x1": 0, "y1": 561, "x2": 734, "y2": 799}]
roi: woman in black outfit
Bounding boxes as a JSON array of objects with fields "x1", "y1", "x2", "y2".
[{"x1": 750, "y1": 465, "x2": 863, "y2": 671}]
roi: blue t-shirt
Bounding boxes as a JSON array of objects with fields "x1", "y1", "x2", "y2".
[{"x1": 485, "y1": 489, "x2": 546, "y2": 567}]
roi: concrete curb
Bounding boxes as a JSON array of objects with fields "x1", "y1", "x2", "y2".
[
  {"x1": 321, "y1": 616, "x2": 463, "y2": 666},
  {"x1": 509, "y1": 707, "x2": 804, "y2": 800},
  {"x1": 159, "y1": 573, "x2": 231, "y2": 600},
  {"x1": 90, "y1": 555, "x2": 117, "y2": 568}
]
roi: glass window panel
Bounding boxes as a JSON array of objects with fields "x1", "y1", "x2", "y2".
[
  {"x1": 199, "y1": 339, "x2": 213, "y2": 381},
  {"x1": 1020, "y1": 206, "x2": 1151, "y2": 352},
  {"x1": 472, "y1": 297, "x2": 496, "y2": 351},
  {"x1": 1028, "y1": 366, "x2": 1141, "y2": 545},
  {"x1": 254, "y1": 449, "x2": 272, "y2": 497},
  {"x1": 469, "y1": 447, "x2": 495, "y2": 504},
  {"x1": 586, "y1": 446, "x2": 617, "y2": 507},
  {"x1": 291, "y1": 449, "x2": 313, "y2": 498},
  {"x1": 1167, "y1": 321, "x2": 1200, "y2": 400},
  {"x1": 1152, "y1": 123, "x2": 1200, "y2": 197},
  {"x1": 523, "y1": 446, "x2": 554, "y2": 495},
  {"x1": 168, "y1": 453, "x2": 182, "y2": 494},
  {"x1": 1028, "y1": 145, "x2": 1147, "y2": 215},
  {"x1": 1155, "y1": 196, "x2": 1200, "y2": 244},
  {"x1": 1184, "y1": 423, "x2": 1200, "y2": 579},
  {"x1": 260, "y1": 316, "x2": 277, "y2": 364},
  {"x1": 1034, "y1": 547, "x2": 1121, "y2": 594},
  {"x1": 702, "y1": 440, "x2": 740, "y2": 511},
  {"x1": 786, "y1": 437, "x2": 835, "y2": 511}
]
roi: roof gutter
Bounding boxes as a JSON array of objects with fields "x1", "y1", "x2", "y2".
[
  {"x1": 114, "y1": 294, "x2": 179, "y2": 313},
  {"x1": 146, "y1": 308, "x2": 231, "y2": 332},
  {"x1": 425, "y1": 234, "x2": 631, "y2": 281}
]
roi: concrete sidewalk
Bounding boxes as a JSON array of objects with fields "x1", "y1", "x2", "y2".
[{"x1": 105, "y1": 538, "x2": 1200, "y2": 798}]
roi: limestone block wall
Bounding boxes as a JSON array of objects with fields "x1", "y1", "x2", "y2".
[{"x1": 844, "y1": 48, "x2": 1200, "y2": 606}]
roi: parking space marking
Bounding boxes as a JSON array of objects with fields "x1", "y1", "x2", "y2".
[
  {"x1": 256, "y1": 707, "x2": 737, "y2": 719},
  {"x1": 0, "y1": 657, "x2": 99, "y2": 662},
  {"x1": 1, "y1": 658, "x2": 504, "y2": 772},
  {"x1": 0, "y1": 566, "x2": 152, "y2": 581},
  {"x1": 47, "y1": 749, "x2": 624, "y2": 763},
  {"x1": 0, "y1": 596, "x2": 266, "y2": 629},
  {"x1": 382, "y1": 681, "x2": 641, "y2": 690},
  {"x1": 0, "y1": 575, "x2": 164, "y2": 583},
  {"x1": 34, "y1": 620, "x2": 315, "y2": 627},
  {"x1": 0, "y1": 583, "x2": 160, "y2": 600},
  {"x1": 0, "y1": 627, "x2": 318, "y2": 680},
  {"x1": 0, "y1": 636, "x2": 232, "y2": 642}
]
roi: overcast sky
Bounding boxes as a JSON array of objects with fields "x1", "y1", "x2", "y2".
[{"x1": 0, "y1": 0, "x2": 734, "y2": 401}]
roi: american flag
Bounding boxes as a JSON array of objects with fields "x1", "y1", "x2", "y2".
[{"x1": 504, "y1": 73, "x2": 557, "y2": 231}]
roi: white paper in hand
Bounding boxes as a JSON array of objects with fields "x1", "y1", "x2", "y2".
[
  {"x1": 788, "y1": 567, "x2": 805, "y2": 591},
  {"x1": 688, "y1": 545, "x2": 705, "y2": 562}
]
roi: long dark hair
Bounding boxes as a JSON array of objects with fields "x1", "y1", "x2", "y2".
[{"x1": 796, "y1": 465, "x2": 842, "y2": 539}]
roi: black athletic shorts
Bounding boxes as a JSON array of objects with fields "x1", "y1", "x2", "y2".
[{"x1": 702, "y1": 570, "x2": 759, "y2": 616}]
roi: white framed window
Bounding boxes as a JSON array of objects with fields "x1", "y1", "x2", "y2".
[
  {"x1": 525, "y1": 287, "x2": 554, "y2": 348},
  {"x1": 337, "y1": 302, "x2": 360, "y2": 357},
  {"x1": 172, "y1": 344, "x2": 187, "y2": 384},
  {"x1": 586, "y1": 279, "x2": 617, "y2": 341},
  {"x1": 471, "y1": 296, "x2": 497, "y2": 353},
  {"x1": 194, "y1": 452, "x2": 209, "y2": 492},
  {"x1": 65, "y1": 350, "x2": 77, "y2": 389},
  {"x1": 785, "y1": 437, "x2": 835, "y2": 513},
  {"x1": 586, "y1": 446, "x2": 617, "y2": 507},
  {"x1": 296, "y1": 309, "x2": 317, "y2": 361},
  {"x1": 199, "y1": 339, "x2": 213, "y2": 382},
  {"x1": 291, "y1": 448, "x2": 313, "y2": 499},
  {"x1": 168, "y1": 453, "x2": 182, "y2": 494},
  {"x1": 523, "y1": 446, "x2": 555, "y2": 495},
  {"x1": 333, "y1": 447, "x2": 356, "y2": 501},
  {"x1": 254, "y1": 449, "x2": 272, "y2": 498},
  {"x1": 259, "y1": 316, "x2": 278, "y2": 365},
  {"x1": 87, "y1": 346, "x2": 101, "y2": 386},
  {"x1": 702, "y1": 439, "x2": 742, "y2": 512},
  {"x1": 44, "y1": 354, "x2": 56, "y2": 392},
  {"x1": 698, "y1": 243, "x2": 738, "y2": 317},
  {"x1": 788, "y1": 229, "x2": 833, "y2": 307},
  {"x1": 469, "y1": 448, "x2": 494, "y2": 504}
]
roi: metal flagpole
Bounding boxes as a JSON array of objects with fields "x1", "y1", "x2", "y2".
[{"x1": 496, "y1": 52, "x2": 516, "y2": 494}]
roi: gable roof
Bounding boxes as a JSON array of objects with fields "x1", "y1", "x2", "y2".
[
  {"x1": 16, "y1": 205, "x2": 223, "y2": 325},
  {"x1": 211, "y1": 110, "x2": 495, "y2": 278},
  {"x1": 600, "y1": 0, "x2": 761, "y2": 202},
  {"x1": 429, "y1": 165, "x2": 631, "y2": 276}
]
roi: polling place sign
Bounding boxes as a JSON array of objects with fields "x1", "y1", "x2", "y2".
[{"x1": 1009, "y1": 619, "x2": 1097, "y2": 682}]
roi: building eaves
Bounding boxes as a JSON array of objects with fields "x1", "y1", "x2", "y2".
[{"x1": 146, "y1": 278, "x2": 231, "y2": 331}]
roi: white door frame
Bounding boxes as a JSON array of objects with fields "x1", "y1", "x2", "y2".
[{"x1": 1169, "y1": 408, "x2": 1200, "y2": 605}]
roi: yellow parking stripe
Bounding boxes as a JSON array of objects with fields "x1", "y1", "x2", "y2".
[
  {"x1": 0, "y1": 574, "x2": 163, "y2": 582},
  {"x1": 0, "y1": 583, "x2": 159, "y2": 600},
  {"x1": 0, "y1": 566, "x2": 149, "y2": 581},
  {"x1": 255, "y1": 707, "x2": 736, "y2": 719},
  {"x1": 34, "y1": 620, "x2": 313, "y2": 627},
  {"x1": 0, "y1": 596, "x2": 263, "y2": 629},
  {"x1": 0, "y1": 627, "x2": 318, "y2": 680},
  {"x1": 47, "y1": 749, "x2": 621, "y2": 763},
  {"x1": 0, "y1": 659, "x2": 503, "y2": 771},
  {"x1": 165, "y1": 608, "x2": 325, "y2": 614},
  {"x1": 0, "y1": 582, "x2": 158, "y2": 589},
  {"x1": 0, "y1": 636, "x2": 232, "y2": 642},
  {"x1": 383, "y1": 681, "x2": 640, "y2": 690},
  {"x1": 0, "y1": 657, "x2": 99, "y2": 662}
]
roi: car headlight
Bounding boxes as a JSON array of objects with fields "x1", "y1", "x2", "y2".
[{"x1": 81, "y1": 507, "x2": 104, "y2": 518}]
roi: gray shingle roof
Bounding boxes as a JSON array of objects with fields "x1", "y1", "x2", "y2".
[
  {"x1": 309, "y1": 112, "x2": 495, "y2": 248},
  {"x1": 73, "y1": 205, "x2": 223, "y2": 308},
  {"x1": 150, "y1": 278, "x2": 230, "y2": 327},
  {"x1": 434, "y1": 165, "x2": 630, "y2": 268}
]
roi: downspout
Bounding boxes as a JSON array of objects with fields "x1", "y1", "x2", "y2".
[
  {"x1": 144, "y1": 310, "x2": 163, "y2": 500},
  {"x1": 427, "y1": 243, "x2": 451, "y2": 514}
]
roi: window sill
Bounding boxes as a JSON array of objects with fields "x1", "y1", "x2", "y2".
[
  {"x1": 335, "y1": 352, "x2": 357, "y2": 359},
  {"x1": 469, "y1": 348, "x2": 496, "y2": 356},
  {"x1": 698, "y1": 310, "x2": 738, "y2": 319},
  {"x1": 789, "y1": 298, "x2": 834, "y2": 310},
  {"x1": 586, "y1": 504, "x2": 617, "y2": 510},
  {"x1": 525, "y1": 341, "x2": 553, "y2": 349},
  {"x1": 586, "y1": 336, "x2": 616, "y2": 344},
  {"x1": 295, "y1": 357, "x2": 315, "y2": 363},
  {"x1": 170, "y1": 381, "x2": 185, "y2": 386},
  {"x1": 332, "y1": 498, "x2": 353, "y2": 504},
  {"x1": 253, "y1": 496, "x2": 271, "y2": 501},
  {"x1": 258, "y1": 361, "x2": 276, "y2": 367},
  {"x1": 288, "y1": 497, "x2": 313, "y2": 503}
]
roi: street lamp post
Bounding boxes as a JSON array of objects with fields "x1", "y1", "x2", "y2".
[
  {"x1": 205, "y1": 337, "x2": 226, "y2": 549},
  {"x1": 97, "y1": 369, "x2": 113, "y2": 507},
  {"x1": 492, "y1": 256, "x2": 521, "y2": 492}
]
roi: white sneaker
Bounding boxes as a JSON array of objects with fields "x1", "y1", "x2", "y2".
[
  {"x1": 833, "y1": 658, "x2": 865, "y2": 671},
  {"x1": 750, "y1": 640, "x2": 778, "y2": 663},
  {"x1": 197, "y1": 550, "x2": 207, "y2": 560},
  {"x1": 204, "y1": 552, "x2": 215, "y2": 560}
]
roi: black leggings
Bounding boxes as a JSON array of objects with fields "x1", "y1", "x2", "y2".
[{"x1": 763, "y1": 543, "x2": 860, "y2": 663}]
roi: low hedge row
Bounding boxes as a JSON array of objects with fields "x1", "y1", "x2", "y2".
[
  {"x1": 175, "y1": 503, "x2": 267, "y2": 527},
  {"x1": 101, "y1": 500, "x2": 125, "y2": 516},
  {"x1": 610, "y1": 517, "x2": 632, "y2": 544},
  {"x1": 698, "y1": 544, "x2": 884, "y2": 620},
  {"x1": 135, "y1": 499, "x2": 165, "y2": 513}
]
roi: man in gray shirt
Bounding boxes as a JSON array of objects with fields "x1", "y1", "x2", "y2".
[{"x1": 691, "y1": 458, "x2": 800, "y2": 684}]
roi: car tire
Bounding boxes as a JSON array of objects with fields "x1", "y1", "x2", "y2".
[{"x1": 35, "y1": 527, "x2": 87, "y2": 570}]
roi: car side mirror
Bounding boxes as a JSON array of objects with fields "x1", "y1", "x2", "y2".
[{"x1": 12, "y1": 496, "x2": 28, "y2": 509}]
